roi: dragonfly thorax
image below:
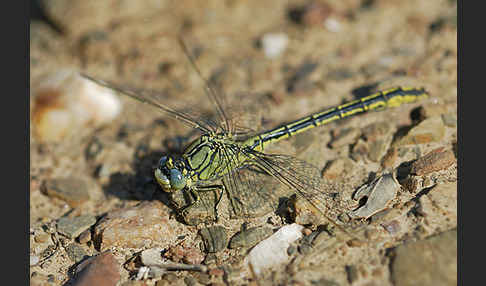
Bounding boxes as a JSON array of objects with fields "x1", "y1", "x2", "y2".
[{"x1": 154, "y1": 155, "x2": 191, "y2": 192}]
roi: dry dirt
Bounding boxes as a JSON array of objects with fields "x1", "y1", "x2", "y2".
[{"x1": 30, "y1": 1, "x2": 457, "y2": 285}]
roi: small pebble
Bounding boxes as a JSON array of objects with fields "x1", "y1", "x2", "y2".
[
  {"x1": 395, "y1": 116, "x2": 445, "y2": 146},
  {"x1": 43, "y1": 177, "x2": 92, "y2": 207},
  {"x1": 77, "y1": 229, "x2": 92, "y2": 244},
  {"x1": 164, "y1": 243, "x2": 205, "y2": 265},
  {"x1": 382, "y1": 220, "x2": 401, "y2": 235},
  {"x1": 34, "y1": 232, "x2": 50, "y2": 243},
  {"x1": 72, "y1": 252, "x2": 120, "y2": 286},
  {"x1": 57, "y1": 215, "x2": 97, "y2": 239},
  {"x1": 66, "y1": 243, "x2": 88, "y2": 263},
  {"x1": 260, "y1": 33, "x2": 289, "y2": 59},
  {"x1": 302, "y1": 228, "x2": 313, "y2": 236},
  {"x1": 208, "y1": 268, "x2": 225, "y2": 277},
  {"x1": 30, "y1": 255, "x2": 40, "y2": 266},
  {"x1": 324, "y1": 18, "x2": 341, "y2": 32},
  {"x1": 182, "y1": 247, "x2": 205, "y2": 265},
  {"x1": 346, "y1": 238, "x2": 365, "y2": 247},
  {"x1": 410, "y1": 147, "x2": 455, "y2": 176}
]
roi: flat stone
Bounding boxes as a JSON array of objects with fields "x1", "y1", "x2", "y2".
[
  {"x1": 43, "y1": 177, "x2": 91, "y2": 207},
  {"x1": 410, "y1": 147, "x2": 456, "y2": 175},
  {"x1": 391, "y1": 229, "x2": 457, "y2": 286},
  {"x1": 246, "y1": 224, "x2": 304, "y2": 275},
  {"x1": 57, "y1": 215, "x2": 97, "y2": 239},
  {"x1": 72, "y1": 251, "x2": 120, "y2": 286},
  {"x1": 93, "y1": 201, "x2": 186, "y2": 251},
  {"x1": 349, "y1": 173, "x2": 400, "y2": 219},
  {"x1": 199, "y1": 226, "x2": 228, "y2": 253},
  {"x1": 229, "y1": 226, "x2": 274, "y2": 249},
  {"x1": 395, "y1": 116, "x2": 445, "y2": 146}
]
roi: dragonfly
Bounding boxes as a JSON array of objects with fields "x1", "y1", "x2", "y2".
[{"x1": 81, "y1": 40, "x2": 428, "y2": 234}]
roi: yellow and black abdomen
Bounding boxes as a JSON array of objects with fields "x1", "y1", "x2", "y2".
[{"x1": 250, "y1": 87, "x2": 428, "y2": 151}]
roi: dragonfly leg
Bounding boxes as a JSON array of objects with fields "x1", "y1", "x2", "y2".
[{"x1": 180, "y1": 185, "x2": 225, "y2": 221}]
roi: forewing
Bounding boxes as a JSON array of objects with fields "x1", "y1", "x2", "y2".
[{"x1": 80, "y1": 73, "x2": 217, "y2": 133}]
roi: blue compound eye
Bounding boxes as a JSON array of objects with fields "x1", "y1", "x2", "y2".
[
  {"x1": 169, "y1": 169, "x2": 186, "y2": 190},
  {"x1": 158, "y1": 156, "x2": 168, "y2": 167}
]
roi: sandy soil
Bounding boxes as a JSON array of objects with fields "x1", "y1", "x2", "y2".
[{"x1": 30, "y1": 1, "x2": 457, "y2": 285}]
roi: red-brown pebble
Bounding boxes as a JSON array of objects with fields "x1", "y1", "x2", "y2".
[
  {"x1": 410, "y1": 147, "x2": 456, "y2": 175},
  {"x1": 72, "y1": 252, "x2": 120, "y2": 286}
]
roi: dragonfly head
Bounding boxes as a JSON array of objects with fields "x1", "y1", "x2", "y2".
[{"x1": 154, "y1": 156, "x2": 188, "y2": 192}]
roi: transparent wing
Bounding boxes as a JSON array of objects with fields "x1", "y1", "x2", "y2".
[
  {"x1": 178, "y1": 38, "x2": 269, "y2": 137},
  {"x1": 240, "y1": 150, "x2": 347, "y2": 230},
  {"x1": 80, "y1": 73, "x2": 218, "y2": 134},
  {"x1": 223, "y1": 164, "x2": 291, "y2": 218},
  {"x1": 178, "y1": 38, "x2": 232, "y2": 134},
  {"x1": 219, "y1": 145, "x2": 283, "y2": 218}
]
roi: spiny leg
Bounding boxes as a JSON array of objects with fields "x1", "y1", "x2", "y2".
[{"x1": 180, "y1": 184, "x2": 225, "y2": 221}]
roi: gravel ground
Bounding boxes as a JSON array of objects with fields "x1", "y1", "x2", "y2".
[{"x1": 30, "y1": 1, "x2": 457, "y2": 285}]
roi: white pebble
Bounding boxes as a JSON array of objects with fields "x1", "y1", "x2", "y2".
[
  {"x1": 32, "y1": 70, "x2": 122, "y2": 142},
  {"x1": 261, "y1": 33, "x2": 289, "y2": 59},
  {"x1": 324, "y1": 18, "x2": 341, "y2": 32},
  {"x1": 140, "y1": 247, "x2": 164, "y2": 266},
  {"x1": 30, "y1": 255, "x2": 39, "y2": 266},
  {"x1": 246, "y1": 223, "x2": 304, "y2": 275}
]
